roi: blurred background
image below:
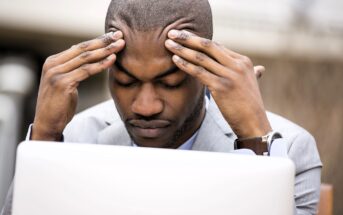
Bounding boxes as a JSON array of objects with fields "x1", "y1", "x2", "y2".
[{"x1": 0, "y1": 0, "x2": 342, "y2": 214}]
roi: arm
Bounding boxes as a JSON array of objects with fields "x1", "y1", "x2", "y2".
[
  {"x1": 289, "y1": 132, "x2": 322, "y2": 215},
  {"x1": 165, "y1": 30, "x2": 322, "y2": 214},
  {"x1": 0, "y1": 32, "x2": 126, "y2": 215},
  {"x1": 165, "y1": 30, "x2": 271, "y2": 139},
  {"x1": 32, "y1": 31, "x2": 125, "y2": 141}
]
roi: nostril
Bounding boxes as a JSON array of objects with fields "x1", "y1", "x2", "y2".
[
  {"x1": 131, "y1": 97, "x2": 164, "y2": 117},
  {"x1": 132, "y1": 102, "x2": 163, "y2": 117},
  {"x1": 133, "y1": 114, "x2": 161, "y2": 121}
]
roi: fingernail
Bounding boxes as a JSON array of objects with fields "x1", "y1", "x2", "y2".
[
  {"x1": 166, "y1": 39, "x2": 177, "y2": 47},
  {"x1": 168, "y1": 30, "x2": 179, "y2": 39},
  {"x1": 116, "y1": 39, "x2": 125, "y2": 46},
  {"x1": 112, "y1": 31, "x2": 123, "y2": 40},
  {"x1": 107, "y1": 54, "x2": 116, "y2": 60},
  {"x1": 172, "y1": 55, "x2": 180, "y2": 62}
]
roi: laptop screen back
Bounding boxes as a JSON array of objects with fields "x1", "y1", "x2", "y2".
[{"x1": 12, "y1": 141, "x2": 294, "y2": 215}]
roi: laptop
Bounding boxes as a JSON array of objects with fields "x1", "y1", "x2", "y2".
[{"x1": 12, "y1": 141, "x2": 295, "y2": 215}]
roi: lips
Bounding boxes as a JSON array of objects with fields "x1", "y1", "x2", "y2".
[
  {"x1": 128, "y1": 119, "x2": 171, "y2": 138},
  {"x1": 129, "y1": 119, "x2": 171, "y2": 129}
]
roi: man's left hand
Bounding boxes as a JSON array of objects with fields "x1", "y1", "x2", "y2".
[{"x1": 165, "y1": 30, "x2": 271, "y2": 138}]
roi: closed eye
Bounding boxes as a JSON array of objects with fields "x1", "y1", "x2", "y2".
[
  {"x1": 157, "y1": 78, "x2": 188, "y2": 90},
  {"x1": 114, "y1": 79, "x2": 139, "y2": 88}
]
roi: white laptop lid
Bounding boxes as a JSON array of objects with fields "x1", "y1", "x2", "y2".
[{"x1": 12, "y1": 141, "x2": 295, "y2": 215}]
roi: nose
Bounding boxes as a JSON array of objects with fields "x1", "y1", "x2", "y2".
[{"x1": 131, "y1": 83, "x2": 163, "y2": 117}]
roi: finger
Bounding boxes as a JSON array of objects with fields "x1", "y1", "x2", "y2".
[
  {"x1": 48, "y1": 31, "x2": 123, "y2": 67},
  {"x1": 254, "y1": 65, "x2": 265, "y2": 79},
  {"x1": 53, "y1": 39, "x2": 125, "y2": 74},
  {"x1": 67, "y1": 54, "x2": 117, "y2": 83},
  {"x1": 168, "y1": 30, "x2": 240, "y2": 66},
  {"x1": 165, "y1": 39, "x2": 229, "y2": 78},
  {"x1": 172, "y1": 55, "x2": 220, "y2": 87}
]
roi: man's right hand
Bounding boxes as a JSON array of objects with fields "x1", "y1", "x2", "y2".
[{"x1": 32, "y1": 31, "x2": 125, "y2": 141}]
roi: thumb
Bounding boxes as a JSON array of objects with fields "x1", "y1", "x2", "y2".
[{"x1": 254, "y1": 65, "x2": 265, "y2": 79}]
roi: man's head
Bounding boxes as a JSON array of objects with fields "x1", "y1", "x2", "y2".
[{"x1": 105, "y1": 0, "x2": 213, "y2": 148}]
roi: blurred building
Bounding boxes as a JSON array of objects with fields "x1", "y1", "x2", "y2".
[{"x1": 0, "y1": 0, "x2": 342, "y2": 214}]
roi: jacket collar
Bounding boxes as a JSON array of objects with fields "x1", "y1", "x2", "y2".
[{"x1": 191, "y1": 98, "x2": 235, "y2": 152}]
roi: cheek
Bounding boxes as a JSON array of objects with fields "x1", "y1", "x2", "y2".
[
  {"x1": 109, "y1": 83, "x2": 134, "y2": 119},
  {"x1": 161, "y1": 79, "x2": 204, "y2": 117}
]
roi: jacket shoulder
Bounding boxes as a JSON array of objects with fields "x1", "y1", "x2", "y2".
[
  {"x1": 75, "y1": 100, "x2": 119, "y2": 122},
  {"x1": 63, "y1": 100, "x2": 120, "y2": 142},
  {"x1": 267, "y1": 111, "x2": 322, "y2": 169},
  {"x1": 267, "y1": 111, "x2": 308, "y2": 137}
]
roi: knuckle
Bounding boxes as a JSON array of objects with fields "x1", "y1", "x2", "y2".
[
  {"x1": 105, "y1": 43, "x2": 116, "y2": 52},
  {"x1": 43, "y1": 56, "x2": 56, "y2": 70},
  {"x1": 219, "y1": 79, "x2": 233, "y2": 90},
  {"x1": 173, "y1": 43, "x2": 184, "y2": 51},
  {"x1": 99, "y1": 58, "x2": 108, "y2": 66},
  {"x1": 48, "y1": 74, "x2": 65, "y2": 88},
  {"x1": 235, "y1": 60, "x2": 247, "y2": 73},
  {"x1": 70, "y1": 44, "x2": 79, "y2": 51},
  {"x1": 45, "y1": 68, "x2": 59, "y2": 77},
  {"x1": 79, "y1": 51, "x2": 91, "y2": 60},
  {"x1": 200, "y1": 38, "x2": 212, "y2": 48},
  {"x1": 79, "y1": 64, "x2": 92, "y2": 77},
  {"x1": 43, "y1": 69, "x2": 54, "y2": 80},
  {"x1": 99, "y1": 55, "x2": 116, "y2": 67},
  {"x1": 177, "y1": 31, "x2": 190, "y2": 40},
  {"x1": 77, "y1": 41, "x2": 90, "y2": 51},
  {"x1": 46, "y1": 55, "x2": 56, "y2": 61},
  {"x1": 174, "y1": 56, "x2": 188, "y2": 67},
  {"x1": 241, "y1": 56, "x2": 253, "y2": 67},
  {"x1": 179, "y1": 58, "x2": 189, "y2": 67},
  {"x1": 101, "y1": 34, "x2": 113, "y2": 45},
  {"x1": 193, "y1": 66, "x2": 206, "y2": 77},
  {"x1": 195, "y1": 52, "x2": 207, "y2": 63},
  {"x1": 212, "y1": 79, "x2": 232, "y2": 94},
  {"x1": 80, "y1": 64, "x2": 90, "y2": 72}
]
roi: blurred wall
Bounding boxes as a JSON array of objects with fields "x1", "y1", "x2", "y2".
[{"x1": 0, "y1": 0, "x2": 342, "y2": 214}]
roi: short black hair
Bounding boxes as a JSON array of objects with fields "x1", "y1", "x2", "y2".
[{"x1": 105, "y1": 0, "x2": 213, "y2": 39}]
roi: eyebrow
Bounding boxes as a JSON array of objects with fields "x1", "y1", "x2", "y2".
[{"x1": 115, "y1": 61, "x2": 179, "y2": 80}]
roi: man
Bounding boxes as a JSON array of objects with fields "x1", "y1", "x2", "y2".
[{"x1": 1, "y1": 0, "x2": 322, "y2": 214}]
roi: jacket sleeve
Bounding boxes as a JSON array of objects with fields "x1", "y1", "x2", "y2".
[
  {"x1": 288, "y1": 131, "x2": 322, "y2": 215},
  {"x1": 0, "y1": 182, "x2": 13, "y2": 215},
  {"x1": 1, "y1": 124, "x2": 33, "y2": 215}
]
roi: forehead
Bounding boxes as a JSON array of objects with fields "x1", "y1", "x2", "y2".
[
  {"x1": 122, "y1": 29, "x2": 170, "y2": 61},
  {"x1": 119, "y1": 30, "x2": 173, "y2": 80},
  {"x1": 108, "y1": 18, "x2": 197, "y2": 80},
  {"x1": 107, "y1": 16, "x2": 196, "y2": 58}
]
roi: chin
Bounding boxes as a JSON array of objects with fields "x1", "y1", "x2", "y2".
[{"x1": 133, "y1": 138, "x2": 174, "y2": 149}]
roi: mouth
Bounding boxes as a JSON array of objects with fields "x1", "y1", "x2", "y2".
[{"x1": 128, "y1": 119, "x2": 171, "y2": 138}]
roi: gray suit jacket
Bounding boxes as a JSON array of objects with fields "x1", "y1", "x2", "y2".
[{"x1": 1, "y1": 98, "x2": 322, "y2": 215}]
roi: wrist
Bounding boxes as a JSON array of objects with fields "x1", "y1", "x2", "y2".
[
  {"x1": 233, "y1": 109, "x2": 272, "y2": 138},
  {"x1": 31, "y1": 123, "x2": 63, "y2": 141},
  {"x1": 235, "y1": 131, "x2": 282, "y2": 156},
  {"x1": 235, "y1": 119, "x2": 272, "y2": 139}
]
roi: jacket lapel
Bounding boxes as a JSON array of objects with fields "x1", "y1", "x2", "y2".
[
  {"x1": 96, "y1": 121, "x2": 132, "y2": 146},
  {"x1": 192, "y1": 98, "x2": 236, "y2": 152}
]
